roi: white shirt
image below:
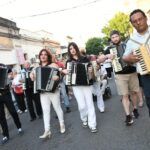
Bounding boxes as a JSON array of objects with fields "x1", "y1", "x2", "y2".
[
  {"x1": 124, "y1": 26, "x2": 150, "y2": 56},
  {"x1": 124, "y1": 26, "x2": 150, "y2": 72},
  {"x1": 12, "y1": 74, "x2": 22, "y2": 86},
  {"x1": 103, "y1": 59, "x2": 112, "y2": 68}
]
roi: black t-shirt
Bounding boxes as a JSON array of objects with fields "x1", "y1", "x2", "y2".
[{"x1": 104, "y1": 43, "x2": 136, "y2": 74}]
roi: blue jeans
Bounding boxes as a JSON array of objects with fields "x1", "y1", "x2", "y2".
[{"x1": 59, "y1": 80, "x2": 70, "y2": 107}]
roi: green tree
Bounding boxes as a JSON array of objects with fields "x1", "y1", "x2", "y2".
[
  {"x1": 102, "y1": 12, "x2": 133, "y2": 40},
  {"x1": 85, "y1": 37, "x2": 104, "y2": 55}
]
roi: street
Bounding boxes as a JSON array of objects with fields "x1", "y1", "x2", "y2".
[{"x1": 1, "y1": 78, "x2": 150, "y2": 150}]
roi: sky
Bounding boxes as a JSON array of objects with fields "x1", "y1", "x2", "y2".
[{"x1": 0, "y1": 0, "x2": 133, "y2": 46}]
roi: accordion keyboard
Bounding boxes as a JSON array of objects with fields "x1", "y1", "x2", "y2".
[
  {"x1": 66, "y1": 62, "x2": 72, "y2": 85},
  {"x1": 134, "y1": 45, "x2": 150, "y2": 75}
]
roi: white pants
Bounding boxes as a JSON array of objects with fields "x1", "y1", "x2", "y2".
[
  {"x1": 72, "y1": 86, "x2": 96, "y2": 128},
  {"x1": 40, "y1": 90, "x2": 64, "y2": 131},
  {"x1": 92, "y1": 81, "x2": 105, "y2": 112},
  {"x1": 101, "y1": 79, "x2": 107, "y2": 95}
]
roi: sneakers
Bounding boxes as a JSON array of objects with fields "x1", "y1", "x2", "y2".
[
  {"x1": 82, "y1": 121, "x2": 88, "y2": 128},
  {"x1": 24, "y1": 109, "x2": 28, "y2": 113},
  {"x1": 17, "y1": 110, "x2": 23, "y2": 114},
  {"x1": 99, "y1": 108, "x2": 105, "y2": 113},
  {"x1": 18, "y1": 128, "x2": 24, "y2": 135},
  {"x1": 132, "y1": 109, "x2": 139, "y2": 119},
  {"x1": 60, "y1": 124, "x2": 66, "y2": 134},
  {"x1": 125, "y1": 115, "x2": 134, "y2": 126},
  {"x1": 90, "y1": 127, "x2": 97, "y2": 133},
  {"x1": 0, "y1": 136, "x2": 9, "y2": 145}
]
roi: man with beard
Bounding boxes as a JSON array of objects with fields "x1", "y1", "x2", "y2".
[{"x1": 99, "y1": 30, "x2": 139, "y2": 126}]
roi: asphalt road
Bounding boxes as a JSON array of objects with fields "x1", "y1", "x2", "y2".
[{"x1": 1, "y1": 78, "x2": 150, "y2": 150}]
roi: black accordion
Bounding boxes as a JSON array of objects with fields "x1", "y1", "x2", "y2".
[
  {"x1": 35, "y1": 67, "x2": 59, "y2": 93},
  {"x1": 65, "y1": 62, "x2": 93, "y2": 86},
  {"x1": 0, "y1": 67, "x2": 8, "y2": 89}
]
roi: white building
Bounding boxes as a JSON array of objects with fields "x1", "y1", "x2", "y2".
[{"x1": 0, "y1": 17, "x2": 62, "y2": 68}]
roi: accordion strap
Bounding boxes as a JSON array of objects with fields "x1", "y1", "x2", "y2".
[{"x1": 130, "y1": 34, "x2": 150, "y2": 46}]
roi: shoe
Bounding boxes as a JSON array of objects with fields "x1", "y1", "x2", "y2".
[
  {"x1": 39, "y1": 131, "x2": 51, "y2": 139},
  {"x1": 0, "y1": 137, "x2": 9, "y2": 145},
  {"x1": 60, "y1": 124, "x2": 66, "y2": 134},
  {"x1": 82, "y1": 121, "x2": 88, "y2": 128},
  {"x1": 18, "y1": 128, "x2": 24, "y2": 135},
  {"x1": 17, "y1": 110, "x2": 23, "y2": 114},
  {"x1": 66, "y1": 107, "x2": 71, "y2": 113},
  {"x1": 138, "y1": 102, "x2": 144, "y2": 107},
  {"x1": 100, "y1": 109, "x2": 105, "y2": 113},
  {"x1": 90, "y1": 127, "x2": 97, "y2": 133},
  {"x1": 24, "y1": 109, "x2": 28, "y2": 113},
  {"x1": 125, "y1": 115, "x2": 134, "y2": 126},
  {"x1": 132, "y1": 109, "x2": 139, "y2": 119},
  {"x1": 30, "y1": 117, "x2": 36, "y2": 122}
]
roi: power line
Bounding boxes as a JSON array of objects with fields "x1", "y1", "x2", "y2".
[{"x1": 14, "y1": 0, "x2": 102, "y2": 19}]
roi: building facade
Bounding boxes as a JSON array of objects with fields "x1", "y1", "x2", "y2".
[{"x1": 0, "y1": 17, "x2": 61, "y2": 68}]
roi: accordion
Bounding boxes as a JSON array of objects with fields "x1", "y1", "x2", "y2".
[
  {"x1": 65, "y1": 62, "x2": 93, "y2": 86},
  {"x1": 35, "y1": 66, "x2": 59, "y2": 93},
  {"x1": 134, "y1": 45, "x2": 150, "y2": 75},
  {"x1": 110, "y1": 47, "x2": 123, "y2": 72},
  {"x1": 21, "y1": 70, "x2": 33, "y2": 90},
  {"x1": 0, "y1": 67, "x2": 8, "y2": 89}
]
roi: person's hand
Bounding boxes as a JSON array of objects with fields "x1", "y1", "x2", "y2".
[
  {"x1": 30, "y1": 72, "x2": 35, "y2": 81},
  {"x1": 61, "y1": 69, "x2": 68, "y2": 75},
  {"x1": 123, "y1": 52, "x2": 140, "y2": 63},
  {"x1": 52, "y1": 75, "x2": 59, "y2": 81},
  {"x1": 106, "y1": 54, "x2": 115, "y2": 60},
  {"x1": 97, "y1": 54, "x2": 107, "y2": 63}
]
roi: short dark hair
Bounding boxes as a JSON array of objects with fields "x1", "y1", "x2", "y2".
[
  {"x1": 130, "y1": 9, "x2": 146, "y2": 22},
  {"x1": 110, "y1": 30, "x2": 120, "y2": 37}
]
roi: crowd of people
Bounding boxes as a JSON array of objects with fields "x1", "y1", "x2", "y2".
[{"x1": 0, "y1": 8, "x2": 150, "y2": 146}]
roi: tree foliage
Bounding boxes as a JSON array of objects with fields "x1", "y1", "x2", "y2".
[
  {"x1": 102, "y1": 12, "x2": 133, "y2": 40},
  {"x1": 85, "y1": 37, "x2": 104, "y2": 55}
]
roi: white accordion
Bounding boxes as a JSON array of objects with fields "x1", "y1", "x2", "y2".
[
  {"x1": 110, "y1": 47, "x2": 123, "y2": 72},
  {"x1": 134, "y1": 45, "x2": 150, "y2": 75}
]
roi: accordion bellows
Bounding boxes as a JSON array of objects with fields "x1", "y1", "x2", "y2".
[
  {"x1": 65, "y1": 62, "x2": 93, "y2": 86},
  {"x1": 35, "y1": 67, "x2": 59, "y2": 93}
]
